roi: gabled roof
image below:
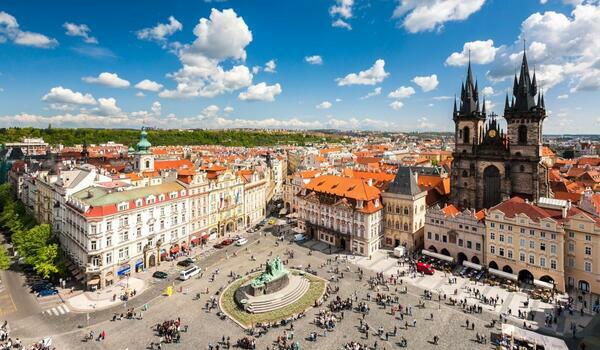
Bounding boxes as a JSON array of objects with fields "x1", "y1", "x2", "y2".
[
  {"x1": 387, "y1": 167, "x2": 424, "y2": 196},
  {"x1": 305, "y1": 175, "x2": 380, "y2": 201}
]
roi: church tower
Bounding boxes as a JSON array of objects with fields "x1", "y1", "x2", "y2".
[
  {"x1": 450, "y1": 47, "x2": 550, "y2": 210},
  {"x1": 134, "y1": 127, "x2": 154, "y2": 172},
  {"x1": 453, "y1": 56, "x2": 486, "y2": 154},
  {"x1": 503, "y1": 48, "x2": 550, "y2": 200}
]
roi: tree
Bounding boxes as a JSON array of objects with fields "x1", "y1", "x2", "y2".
[
  {"x1": 33, "y1": 244, "x2": 60, "y2": 279},
  {"x1": 0, "y1": 246, "x2": 10, "y2": 270},
  {"x1": 12, "y1": 224, "x2": 51, "y2": 264}
]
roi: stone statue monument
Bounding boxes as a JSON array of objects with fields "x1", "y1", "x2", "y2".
[{"x1": 244, "y1": 256, "x2": 290, "y2": 296}]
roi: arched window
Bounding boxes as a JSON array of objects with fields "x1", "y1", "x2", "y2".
[
  {"x1": 463, "y1": 126, "x2": 470, "y2": 144},
  {"x1": 145, "y1": 160, "x2": 150, "y2": 168},
  {"x1": 403, "y1": 207, "x2": 409, "y2": 215},
  {"x1": 403, "y1": 223, "x2": 409, "y2": 231},
  {"x1": 462, "y1": 170, "x2": 468, "y2": 178},
  {"x1": 395, "y1": 221, "x2": 400, "y2": 229},
  {"x1": 518, "y1": 125, "x2": 527, "y2": 144}
]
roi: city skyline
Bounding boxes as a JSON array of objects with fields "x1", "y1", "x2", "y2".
[{"x1": 1, "y1": 0, "x2": 599, "y2": 133}]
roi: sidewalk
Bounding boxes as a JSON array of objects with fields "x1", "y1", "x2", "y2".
[{"x1": 65, "y1": 277, "x2": 145, "y2": 312}]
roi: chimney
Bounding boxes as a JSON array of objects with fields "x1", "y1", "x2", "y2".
[{"x1": 562, "y1": 200, "x2": 572, "y2": 218}]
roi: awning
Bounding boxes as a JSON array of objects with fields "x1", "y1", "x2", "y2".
[
  {"x1": 292, "y1": 227, "x2": 305, "y2": 234},
  {"x1": 462, "y1": 261, "x2": 483, "y2": 271},
  {"x1": 181, "y1": 243, "x2": 189, "y2": 251},
  {"x1": 170, "y1": 246, "x2": 180, "y2": 254},
  {"x1": 160, "y1": 252, "x2": 168, "y2": 258},
  {"x1": 117, "y1": 265, "x2": 131, "y2": 276},
  {"x1": 135, "y1": 259, "x2": 144, "y2": 268},
  {"x1": 279, "y1": 208, "x2": 287, "y2": 215},
  {"x1": 421, "y1": 249, "x2": 454, "y2": 263},
  {"x1": 191, "y1": 237, "x2": 200, "y2": 245},
  {"x1": 488, "y1": 268, "x2": 518, "y2": 281},
  {"x1": 287, "y1": 212, "x2": 298, "y2": 218},
  {"x1": 86, "y1": 278, "x2": 100, "y2": 285},
  {"x1": 502, "y1": 324, "x2": 568, "y2": 350},
  {"x1": 534, "y1": 279, "x2": 554, "y2": 289},
  {"x1": 75, "y1": 271, "x2": 85, "y2": 281}
]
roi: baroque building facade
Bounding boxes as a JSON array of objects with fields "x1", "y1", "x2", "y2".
[{"x1": 450, "y1": 52, "x2": 550, "y2": 210}]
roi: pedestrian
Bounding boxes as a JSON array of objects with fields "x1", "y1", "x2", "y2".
[{"x1": 433, "y1": 335, "x2": 438, "y2": 345}]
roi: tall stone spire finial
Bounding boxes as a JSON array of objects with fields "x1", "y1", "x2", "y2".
[
  {"x1": 504, "y1": 93, "x2": 510, "y2": 111},
  {"x1": 482, "y1": 96, "x2": 486, "y2": 115},
  {"x1": 453, "y1": 95, "x2": 457, "y2": 114}
]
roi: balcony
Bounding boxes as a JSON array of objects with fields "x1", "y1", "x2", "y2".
[{"x1": 85, "y1": 264, "x2": 102, "y2": 274}]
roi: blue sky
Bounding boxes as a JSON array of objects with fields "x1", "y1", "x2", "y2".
[{"x1": 0, "y1": 0, "x2": 599, "y2": 133}]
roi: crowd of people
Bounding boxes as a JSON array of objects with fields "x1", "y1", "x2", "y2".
[{"x1": 153, "y1": 319, "x2": 184, "y2": 346}]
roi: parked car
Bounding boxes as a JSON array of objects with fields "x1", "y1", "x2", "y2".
[
  {"x1": 235, "y1": 237, "x2": 248, "y2": 246},
  {"x1": 152, "y1": 271, "x2": 168, "y2": 279},
  {"x1": 220, "y1": 239, "x2": 234, "y2": 246},
  {"x1": 37, "y1": 288, "x2": 59, "y2": 297},
  {"x1": 177, "y1": 258, "x2": 195, "y2": 267},
  {"x1": 416, "y1": 262, "x2": 435, "y2": 275},
  {"x1": 268, "y1": 219, "x2": 276, "y2": 225},
  {"x1": 31, "y1": 281, "x2": 53, "y2": 293},
  {"x1": 293, "y1": 234, "x2": 306, "y2": 242}
]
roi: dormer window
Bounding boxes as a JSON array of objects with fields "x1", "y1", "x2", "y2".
[
  {"x1": 135, "y1": 199, "x2": 143, "y2": 207},
  {"x1": 159, "y1": 194, "x2": 165, "y2": 201},
  {"x1": 357, "y1": 200, "x2": 364, "y2": 208},
  {"x1": 374, "y1": 199, "x2": 380, "y2": 207},
  {"x1": 117, "y1": 202, "x2": 129, "y2": 211}
]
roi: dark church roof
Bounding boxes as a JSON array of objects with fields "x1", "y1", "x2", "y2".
[{"x1": 387, "y1": 167, "x2": 423, "y2": 196}]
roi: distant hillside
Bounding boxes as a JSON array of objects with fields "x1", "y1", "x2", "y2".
[{"x1": 0, "y1": 127, "x2": 342, "y2": 147}]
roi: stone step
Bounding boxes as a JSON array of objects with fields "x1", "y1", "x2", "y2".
[
  {"x1": 246, "y1": 278, "x2": 311, "y2": 313},
  {"x1": 247, "y1": 279, "x2": 309, "y2": 311}
]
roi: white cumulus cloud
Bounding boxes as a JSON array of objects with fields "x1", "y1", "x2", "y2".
[
  {"x1": 42, "y1": 86, "x2": 96, "y2": 105},
  {"x1": 63, "y1": 22, "x2": 97, "y2": 44},
  {"x1": 332, "y1": 19, "x2": 352, "y2": 30},
  {"x1": 487, "y1": 4, "x2": 600, "y2": 92},
  {"x1": 393, "y1": 0, "x2": 486, "y2": 33},
  {"x1": 316, "y1": 101, "x2": 333, "y2": 109},
  {"x1": 136, "y1": 16, "x2": 182, "y2": 43},
  {"x1": 388, "y1": 86, "x2": 415, "y2": 99},
  {"x1": 445, "y1": 39, "x2": 499, "y2": 66},
  {"x1": 0, "y1": 12, "x2": 58, "y2": 48},
  {"x1": 482, "y1": 86, "x2": 494, "y2": 96},
  {"x1": 305, "y1": 55, "x2": 323, "y2": 65},
  {"x1": 160, "y1": 9, "x2": 254, "y2": 99},
  {"x1": 264, "y1": 59, "x2": 277, "y2": 73},
  {"x1": 360, "y1": 87, "x2": 382, "y2": 99},
  {"x1": 389, "y1": 101, "x2": 404, "y2": 110},
  {"x1": 330, "y1": 0, "x2": 354, "y2": 29},
  {"x1": 336, "y1": 59, "x2": 389, "y2": 86},
  {"x1": 238, "y1": 82, "x2": 282, "y2": 102},
  {"x1": 83, "y1": 72, "x2": 130, "y2": 88},
  {"x1": 135, "y1": 79, "x2": 163, "y2": 92},
  {"x1": 412, "y1": 74, "x2": 439, "y2": 92}
]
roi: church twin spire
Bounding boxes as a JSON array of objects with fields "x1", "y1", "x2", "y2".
[
  {"x1": 455, "y1": 51, "x2": 485, "y2": 119},
  {"x1": 504, "y1": 43, "x2": 545, "y2": 114}
]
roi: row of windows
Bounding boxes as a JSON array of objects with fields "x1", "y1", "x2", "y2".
[
  {"x1": 490, "y1": 245, "x2": 558, "y2": 270},
  {"x1": 427, "y1": 232, "x2": 482, "y2": 251}
]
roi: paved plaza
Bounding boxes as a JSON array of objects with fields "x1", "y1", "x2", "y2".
[{"x1": 5, "y1": 225, "x2": 592, "y2": 349}]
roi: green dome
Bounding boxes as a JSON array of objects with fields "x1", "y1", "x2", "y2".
[{"x1": 136, "y1": 128, "x2": 152, "y2": 152}]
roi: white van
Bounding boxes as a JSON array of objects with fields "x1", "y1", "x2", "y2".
[
  {"x1": 179, "y1": 265, "x2": 200, "y2": 281},
  {"x1": 235, "y1": 237, "x2": 248, "y2": 246}
]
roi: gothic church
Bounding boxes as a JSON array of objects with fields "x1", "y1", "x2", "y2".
[{"x1": 450, "y1": 51, "x2": 550, "y2": 210}]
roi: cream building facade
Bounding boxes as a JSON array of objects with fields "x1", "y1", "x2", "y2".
[
  {"x1": 424, "y1": 204, "x2": 486, "y2": 265},
  {"x1": 297, "y1": 175, "x2": 383, "y2": 256},
  {"x1": 382, "y1": 167, "x2": 427, "y2": 251}
]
